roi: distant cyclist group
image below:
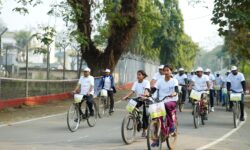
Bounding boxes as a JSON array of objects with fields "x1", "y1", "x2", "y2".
[{"x1": 70, "y1": 64, "x2": 246, "y2": 149}]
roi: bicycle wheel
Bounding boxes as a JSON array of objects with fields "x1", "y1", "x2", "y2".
[
  {"x1": 193, "y1": 104, "x2": 200, "y2": 129},
  {"x1": 178, "y1": 93, "x2": 184, "y2": 112},
  {"x1": 98, "y1": 97, "x2": 107, "y2": 118},
  {"x1": 147, "y1": 119, "x2": 162, "y2": 150},
  {"x1": 121, "y1": 114, "x2": 137, "y2": 144},
  {"x1": 233, "y1": 102, "x2": 237, "y2": 128},
  {"x1": 87, "y1": 102, "x2": 98, "y2": 127},
  {"x1": 166, "y1": 122, "x2": 178, "y2": 150},
  {"x1": 67, "y1": 103, "x2": 80, "y2": 132}
]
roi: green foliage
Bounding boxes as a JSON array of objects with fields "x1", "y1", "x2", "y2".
[
  {"x1": 14, "y1": 30, "x2": 31, "y2": 48},
  {"x1": 12, "y1": 0, "x2": 42, "y2": 15}
]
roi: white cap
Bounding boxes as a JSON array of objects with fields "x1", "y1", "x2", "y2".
[
  {"x1": 196, "y1": 67, "x2": 203, "y2": 72},
  {"x1": 231, "y1": 66, "x2": 237, "y2": 71},
  {"x1": 104, "y1": 69, "x2": 111, "y2": 73},
  {"x1": 83, "y1": 67, "x2": 91, "y2": 72},
  {"x1": 191, "y1": 69, "x2": 195, "y2": 72},
  {"x1": 179, "y1": 68, "x2": 184, "y2": 71},
  {"x1": 205, "y1": 68, "x2": 211, "y2": 72},
  {"x1": 158, "y1": 65, "x2": 164, "y2": 69},
  {"x1": 227, "y1": 70, "x2": 231, "y2": 73}
]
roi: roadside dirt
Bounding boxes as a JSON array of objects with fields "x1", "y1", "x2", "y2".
[{"x1": 0, "y1": 90, "x2": 129, "y2": 124}]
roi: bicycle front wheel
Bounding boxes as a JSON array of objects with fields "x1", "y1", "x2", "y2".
[
  {"x1": 166, "y1": 121, "x2": 178, "y2": 150},
  {"x1": 193, "y1": 104, "x2": 200, "y2": 129},
  {"x1": 178, "y1": 93, "x2": 184, "y2": 112},
  {"x1": 67, "y1": 103, "x2": 80, "y2": 132},
  {"x1": 87, "y1": 102, "x2": 98, "y2": 127},
  {"x1": 98, "y1": 97, "x2": 107, "y2": 118},
  {"x1": 121, "y1": 114, "x2": 137, "y2": 145},
  {"x1": 147, "y1": 119, "x2": 162, "y2": 150}
]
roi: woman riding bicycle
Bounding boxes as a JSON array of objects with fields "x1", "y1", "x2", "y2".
[
  {"x1": 123, "y1": 70, "x2": 150, "y2": 137},
  {"x1": 153, "y1": 64, "x2": 179, "y2": 135}
]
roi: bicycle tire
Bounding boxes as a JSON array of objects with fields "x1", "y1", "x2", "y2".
[
  {"x1": 87, "y1": 102, "x2": 98, "y2": 127},
  {"x1": 147, "y1": 119, "x2": 162, "y2": 150},
  {"x1": 178, "y1": 93, "x2": 184, "y2": 112},
  {"x1": 166, "y1": 121, "x2": 178, "y2": 150},
  {"x1": 67, "y1": 103, "x2": 80, "y2": 132},
  {"x1": 193, "y1": 104, "x2": 200, "y2": 129},
  {"x1": 98, "y1": 97, "x2": 107, "y2": 118},
  {"x1": 233, "y1": 102, "x2": 237, "y2": 128},
  {"x1": 121, "y1": 114, "x2": 137, "y2": 145}
]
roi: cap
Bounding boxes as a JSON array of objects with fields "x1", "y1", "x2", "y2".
[
  {"x1": 205, "y1": 68, "x2": 211, "y2": 72},
  {"x1": 179, "y1": 68, "x2": 184, "y2": 71},
  {"x1": 158, "y1": 65, "x2": 164, "y2": 69},
  {"x1": 231, "y1": 66, "x2": 237, "y2": 71},
  {"x1": 196, "y1": 67, "x2": 203, "y2": 72},
  {"x1": 83, "y1": 67, "x2": 91, "y2": 72},
  {"x1": 191, "y1": 69, "x2": 195, "y2": 72},
  {"x1": 227, "y1": 70, "x2": 231, "y2": 73},
  {"x1": 104, "y1": 69, "x2": 111, "y2": 73}
]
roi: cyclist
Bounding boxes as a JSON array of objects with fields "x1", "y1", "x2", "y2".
[
  {"x1": 174, "y1": 68, "x2": 188, "y2": 104},
  {"x1": 73, "y1": 67, "x2": 95, "y2": 116},
  {"x1": 215, "y1": 72, "x2": 223, "y2": 104},
  {"x1": 221, "y1": 70, "x2": 230, "y2": 106},
  {"x1": 150, "y1": 65, "x2": 164, "y2": 87},
  {"x1": 204, "y1": 68, "x2": 216, "y2": 112},
  {"x1": 99, "y1": 69, "x2": 116, "y2": 114},
  {"x1": 189, "y1": 67, "x2": 210, "y2": 119},
  {"x1": 154, "y1": 64, "x2": 179, "y2": 135},
  {"x1": 123, "y1": 70, "x2": 151, "y2": 137},
  {"x1": 227, "y1": 66, "x2": 246, "y2": 121}
]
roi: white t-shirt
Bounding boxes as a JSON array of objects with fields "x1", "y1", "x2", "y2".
[
  {"x1": 78, "y1": 75, "x2": 95, "y2": 95},
  {"x1": 103, "y1": 76, "x2": 112, "y2": 90},
  {"x1": 227, "y1": 72, "x2": 245, "y2": 92},
  {"x1": 155, "y1": 78, "x2": 178, "y2": 102},
  {"x1": 207, "y1": 74, "x2": 215, "y2": 89},
  {"x1": 174, "y1": 74, "x2": 187, "y2": 85},
  {"x1": 153, "y1": 72, "x2": 164, "y2": 81},
  {"x1": 131, "y1": 80, "x2": 150, "y2": 97},
  {"x1": 191, "y1": 75, "x2": 209, "y2": 91},
  {"x1": 215, "y1": 76, "x2": 223, "y2": 86}
]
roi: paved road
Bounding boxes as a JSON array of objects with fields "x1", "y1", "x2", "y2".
[{"x1": 0, "y1": 101, "x2": 249, "y2": 150}]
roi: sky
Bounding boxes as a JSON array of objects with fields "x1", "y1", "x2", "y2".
[{"x1": 0, "y1": 0, "x2": 224, "y2": 51}]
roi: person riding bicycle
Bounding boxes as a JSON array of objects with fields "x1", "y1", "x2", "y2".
[
  {"x1": 174, "y1": 68, "x2": 188, "y2": 104},
  {"x1": 99, "y1": 69, "x2": 116, "y2": 114},
  {"x1": 153, "y1": 64, "x2": 179, "y2": 135},
  {"x1": 215, "y1": 72, "x2": 223, "y2": 104},
  {"x1": 73, "y1": 67, "x2": 95, "y2": 116},
  {"x1": 204, "y1": 68, "x2": 216, "y2": 112},
  {"x1": 189, "y1": 67, "x2": 210, "y2": 119},
  {"x1": 150, "y1": 65, "x2": 165, "y2": 87},
  {"x1": 123, "y1": 70, "x2": 151, "y2": 137},
  {"x1": 227, "y1": 66, "x2": 246, "y2": 121}
]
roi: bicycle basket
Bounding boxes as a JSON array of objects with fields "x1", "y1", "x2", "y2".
[
  {"x1": 230, "y1": 93, "x2": 242, "y2": 101},
  {"x1": 74, "y1": 94, "x2": 83, "y2": 103},
  {"x1": 148, "y1": 102, "x2": 166, "y2": 119},
  {"x1": 190, "y1": 90, "x2": 202, "y2": 100},
  {"x1": 213, "y1": 85, "x2": 221, "y2": 90},
  {"x1": 100, "y1": 89, "x2": 108, "y2": 97},
  {"x1": 126, "y1": 99, "x2": 138, "y2": 113}
]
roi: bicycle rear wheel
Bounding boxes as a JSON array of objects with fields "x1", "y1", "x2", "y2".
[
  {"x1": 121, "y1": 114, "x2": 137, "y2": 145},
  {"x1": 166, "y1": 122, "x2": 178, "y2": 150},
  {"x1": 193, "y1": 104, "x2": 200, "y2": 129},
  {"x1": 233, "y1": 102, "x2": 239, "y2": 128},
  {"x1": 147, "y1": 119, "x2": 162, "y2": 150},
  {"x1": 67, "y1": 103, "x2": 80, "y2": 132},
  {"x1": 87, "y1": 102, "x2": 98, "y2": 127},
  {"x1": 98, "y1": 97, "x2": 108, "y2": 118}
]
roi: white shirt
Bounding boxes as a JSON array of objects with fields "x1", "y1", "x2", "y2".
[
  {"x1": 174, "y1": 74, "x2": 187, "y2": 85},
  {"x1": 155, "y1": 78, "x2": 178, "y2": 102},
  {"x1": 153, "y1": 72, "x2": 164, "y2": 81},
  {"x1": 131, "y1": 80, "x2": 150, "y2": 97},
  {"x1": 78, "y1": 75, "x2": 95, "y2": 95},
  {"x1": 207, "y1": 74, "x2": 215, "y2": 89},
  {"x1": 191, "y1": 75, "x2": 209, "y2": 91},
  {"x1": 103, "y1": 76, "x2": 112, "y2": 90},
  {"x1": 227, "y1": 72, "x2": 245, "y2": 92},
  {"x1": 215, "y1": 76, "x2": 223, "y2": 86}
]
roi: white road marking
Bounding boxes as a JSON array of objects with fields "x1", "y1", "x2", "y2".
[{"x1": 196, "y1": 112, "x2": 248, "y2": 150}]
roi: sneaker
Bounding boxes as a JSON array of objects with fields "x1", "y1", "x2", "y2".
[
  {"x1": 211, "y1": 107, "x2": 214, "y2": 112},
  {"x1": 90, "y1": 111, "x2": 94, "y2": 117},
  {"x1": 240, "y1": 117, "x2": 245, "y2": 121},
  {"x1": 141, "y1": 131, "x2": 146, "y2": 137},
  {"x1": 169, "y1": 127, "x2": 176, "y2": 135},
  {"x1": 151, "y1": 140, "x2": 159, "y2": 147},
  {"x1": 109, "y1": 109, "x2": 114, "y2": 114}
]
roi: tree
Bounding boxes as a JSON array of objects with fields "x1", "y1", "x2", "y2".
[{"x1": 14, "y1": 30, "x2": 31, "y2": 48}]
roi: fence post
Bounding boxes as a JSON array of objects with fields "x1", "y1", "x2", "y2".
[{"x1": 26, "y1": 80, "x2": 29, "y2": 97}]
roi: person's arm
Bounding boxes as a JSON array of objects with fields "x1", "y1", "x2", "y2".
[
  {"x1": 241, "y1": 81, "x2": 246, "y2": 93},
  {"x1": 184, "y1": 78, "x2": 188, "y2": 85},
  {"x1": 206, "y1": 81, "x2": 210, "y2": 90},
  {"x1": 123, "y1": 91, "x2": 134, "y2": 100},
  {"x1": 73, "y1": 84, "x2": 80, "y2": 93},
  {"x1": 227, "y1": 82, "x2": 231, "y2": 92}
]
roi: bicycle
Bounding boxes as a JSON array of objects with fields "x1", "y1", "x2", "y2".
[
  {"x1": 222, "y1": 88, "x2": 230, "y2": 111},
  {"x1": 190, "y1": 90, "x2": 209, "y2": 128},
  {"x1": 97, "y1": 89, "x2": 112, "y2": 118},
  {"x1": 67, "y1": 94, "x2": 98, "y2": 132},
  {"x1": 177, "y1": 86, "x2": 184, "y2": 112},
  {"x1": 229, "y1": 91, "x2": 242, "y2": 128},
  {"x1": 147, "y1": 96, "x2": 178, "y2": 150},
  {"x1": 214, "y1": 85, "x2": 221, "y2": 106},
  {"x1": 121, "y1": 97, "x2": 147, "y2": 145}
]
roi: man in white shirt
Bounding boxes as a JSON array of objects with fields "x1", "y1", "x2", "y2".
[
  {"x1": 205, "y1": 68, "x2": 216, "y2": 112},
  {"x1": 150, "y1": 65, "x2": 165, "y2": 87},
  {"x1": 73, "y1": 67, "x2": 95, "y2": 116},
  {"x1": 227, "y1": 66, "x2": 246, "y2": 121},
  {"x1": 174, "y1": 68, "x2": 188, "y2": 103},
  {"x1": 215, "y1": 72, "x2": 223, "y2": 104}
]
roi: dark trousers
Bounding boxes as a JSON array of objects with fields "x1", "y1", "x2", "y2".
[
  {"x1": 210, "y1": 89, "x2": 215, "y2": 107},
  {"x1": 135, "y1": 99, "x2": 148, "y2": 129},
  {"x1": 181, "y1": 86, "x2": 187, "y2": 102},
  {"x1": 108, "y1": 91, "x2": 114, "y2": 110},
  {"x1": 79, "y1": 95, "x2": 94, "y2": 114}
]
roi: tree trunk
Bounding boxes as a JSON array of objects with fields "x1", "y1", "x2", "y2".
[{"x1": 68, "y1": 0, "x2": 138, "y2": 76}]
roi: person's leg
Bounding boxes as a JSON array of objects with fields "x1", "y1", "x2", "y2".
[
  {"x1": 240, "y1": 94, "x2": 245, "y2": 121},
  {"x1": 182, "y1": 86, "x2": 187, "y2": 103},
  {"x1": 86, "y1": 95, "x2": 94, "y2": 114},
  {"x1": 141, "y1": 102, "x2": 148, "y2": 137},
  {"x1": 210, "y1": 89, "x2": 214, "y2": 108},
  {"x1": 165, "y1": 101, "x2": 177, "y2": 132},
  {"x1": 108, "y1": 91, "x2": 114, "y2": 112}
]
